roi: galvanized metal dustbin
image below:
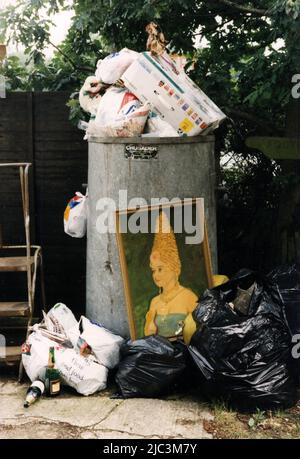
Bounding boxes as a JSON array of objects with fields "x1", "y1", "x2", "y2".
[{"x1": 86, "y1": 136, "x2": 217, "y2": 337}]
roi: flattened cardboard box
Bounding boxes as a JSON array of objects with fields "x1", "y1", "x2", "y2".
[{"x1": 122, "y1": 52, "x2": 226, "y2": 136}]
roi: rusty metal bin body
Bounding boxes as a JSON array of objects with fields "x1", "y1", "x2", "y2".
[{"x1": 87, "y1": 136, "x2": 217, "y2": 337}]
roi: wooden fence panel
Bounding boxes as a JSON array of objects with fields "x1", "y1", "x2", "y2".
[{"x1": 0, "y1": 91, "x2": 88, "y2": 316}]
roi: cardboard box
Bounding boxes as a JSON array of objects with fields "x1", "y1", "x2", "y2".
[{"x1": 122, "y1": 52, "x2": 226, "y2": 136}]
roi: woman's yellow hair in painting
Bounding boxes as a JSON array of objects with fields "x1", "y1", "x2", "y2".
[{"x1": 150, "y1": 210, "x2": 181, "y2": 277}]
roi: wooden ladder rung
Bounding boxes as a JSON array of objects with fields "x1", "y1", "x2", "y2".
[
  {"x1": 0, "y1": 302, "x2": 30, "y2": 318},
  {"x1": 0, "y1": 256, "x2": 34, "y2": 272},
  {"x1": 0, "y1": 345, "x2": 21, "y2": 363}
]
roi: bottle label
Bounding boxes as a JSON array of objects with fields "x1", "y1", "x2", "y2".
[{"x1": 50, "y1": 380, "x2": 61, "y2": 395}]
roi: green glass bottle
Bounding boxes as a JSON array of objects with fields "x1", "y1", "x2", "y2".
[
  {"x1": 24, "y1": 380, "x2": 45, "y2": 408},
  {"x1": 45, "y1": 347, "x2": 61, "y2": 396}
]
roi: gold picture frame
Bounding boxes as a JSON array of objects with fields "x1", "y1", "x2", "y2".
[{"x1": 116, "y1": 198, "x2": 214, "y2": 340}]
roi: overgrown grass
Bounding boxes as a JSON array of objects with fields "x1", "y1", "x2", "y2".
[{"x1": 204, "y1": 400, "x2": 300, "y2": 439}]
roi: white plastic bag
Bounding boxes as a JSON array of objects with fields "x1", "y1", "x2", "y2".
[
  {"x1": 22, "y1": 331, "x2": 62, "y2": 382},
  {"x1": 46, "y1": 303, "x2": 78, "y2": 336},
  {"x1": 64, "y1": 191, "x2": 88, "y2": 238},
  {"x1": 96, "y1": 87, "x2": 137, "y2": 126},
  {"x1": 55, "y1": 348, "x2": 108, "y2": 396},
  {"x1": 22, "y1": 331, "x2": 108, "y2": 396},
  {"x1": 95, "y1": 87, "x2": 141, "y2": 127},
  {"x1": 95, "y1": 105, "x2": 149, "y2": 138},
  {"x1": 86, "y1": 87, "x2": 149, "y2": 138},
  {"x1": 144, "y1": 112, "x2": 179, "y2": 137},
  {"x1": 95, "y1": 48, "x2": 139, "y2": 84},
  {"x1": 79, "y1": 76, "x2": 102, "y2": 115},
  {"x1": 70, "y1": 316, "x2": 124, "y2": 369}
]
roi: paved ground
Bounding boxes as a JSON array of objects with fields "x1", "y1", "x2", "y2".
[{"x1": 0, "y1": 376, "x2": 213, "y2": 439}]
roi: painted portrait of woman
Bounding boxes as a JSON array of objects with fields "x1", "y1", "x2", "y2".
[
  {"x1": 144, "y1": 211, "x2": 198, "y2": 339},
  {"x1": 116, "y1": 199, "x2": 213, "y2": 342}
]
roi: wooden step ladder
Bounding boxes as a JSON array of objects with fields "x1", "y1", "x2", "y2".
[{"x1": 0, "y1": 163, "x2": 46, "y2": 380}]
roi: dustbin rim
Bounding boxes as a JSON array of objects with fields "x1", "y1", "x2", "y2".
[{"x1": 88, "y1": 135, "x2": 215, "y2": 145}]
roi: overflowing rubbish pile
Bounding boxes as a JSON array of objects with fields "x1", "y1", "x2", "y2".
[
  {"x1": 21, "y1": 267, "x2": 299, "y2": 413},
  {"x1": 22, "y1": 303, "x2": 124, "y2": 404},
  {"x1": 79, "y1": 23, "x2": 226, "y2": 139},
  {"x1": 189, "y1": 269, "x2": 297, "y2": 411}
]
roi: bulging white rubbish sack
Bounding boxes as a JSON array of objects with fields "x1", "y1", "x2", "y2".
[
  {"x1": 95, "y1": 48, "x2": 139, "y2": 84},
  {"x1": 96, "y1": 87, "x2": 141, "y2": 126},
  {"x1": 46, "y1": 303, "x2": 78, "y2": 336},
  {"x1": 22, "y1": 331, "x2": 62, "y2": 382},
  {"x1": 79, "y1": 76, "x2": 102, "y2": 115},
  {"x1": 22, "y1": 331, "x2": 108, "y2": 396},
  {"x1": 69, "y1": 316, "x2": 124, "y2": 369},
  {"x1": 86, "y1": 87, "x2": 149, "y2": 138},
  {"x1": 55, "y1": 348, "x2": 108, "y2": 396}
]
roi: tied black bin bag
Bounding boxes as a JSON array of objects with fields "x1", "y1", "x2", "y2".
[
  {"x1": 189, "y1": 269, "x2": 297, "y2": 411},
  {"x1": 268, "y1": 263, "x2": 300, "y2": 385},
  {"x1": 115, "y1": 335, "x2": 186, "y2": 398}
]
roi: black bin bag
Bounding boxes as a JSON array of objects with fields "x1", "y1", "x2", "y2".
[
  {"x1": 268, "y1": 263, "x2": 300, "y2": 384},
  {"x1": 115, "y1": 335, "x2": 186, "y2": 398},
  {"x1": 189, "y1": 269, "x2": 297, "y2": 411}
]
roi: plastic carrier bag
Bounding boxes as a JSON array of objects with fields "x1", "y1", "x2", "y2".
[
  {"x1": 45, "y1": 303, "x2": 78, "y2": 336},
  {"x1": 189, "y1": 269, "x2": 297, "y2": 411},
  {"x1": 67, "y1": 316, "x2": 124, "y2": 369},
  {"x1": 86, "y1": 87, "x2": 149, "y2": 138},
  {"x1": 22, "y1": 331, "x2": 108, "y2": 396},
  {"x1": 64, "y1": 191, "x2": 88, "y2": 238},
  {"x1": 22, "y1": 331, "x2": 61, "y2": 382},
  {"x1": 55, "y1": 348, "x2": 108, "y2": 396},
  {"x1": 115, "y1": 335, "x2": 186, "y2": 398},
  {"x1": 79, "y1": 76, "x2": 103, "y2": 116},
  {"x1": 95, "y1": 48, "x2": 139, "y2": 84}
]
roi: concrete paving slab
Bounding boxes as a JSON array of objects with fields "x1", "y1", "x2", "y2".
[
  {"x1": 80, "y1": 430, "x2": 147, "y2": 439},
  {"x1": 95, "y1": 398, "x2": 213, "y2": 439},
  {"x1": 0, "y1": 379, "x2": 26, "y2": 396},
  {"x1": 0, "y1": 393, "x2": 122, "y2": 427},
  {"x1": 0, "y1": 378, "x2": 213, "y2": 439},
  {"x1": 0, "y1": 420, "x2": 81, "y2": 439}
]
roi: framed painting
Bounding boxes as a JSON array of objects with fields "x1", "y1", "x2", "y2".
[{"x1": 116, "y1": 198, "x2": 214, "y2": 340}]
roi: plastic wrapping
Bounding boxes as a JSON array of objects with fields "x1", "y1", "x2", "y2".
[
  {"x1": 64, "y1": 191, "x2": 88, "y2": 238},
  {"x1": 86, "y1": 87, "x2": 149, "y2": 138},
  {"x1": 95, "y1": 48, "x2": 139, "y2": 84},
  {"x1": 22, "y1": 331, "x2": 108, "y2": 396},
  {"x1": 79, "y1": 76, "x2": 102, "y2": 115},
  {"x1": 67, "y1": 316, "x2": 124, "y2": 369},
  {"x1": 46, "y1": 303, "x2": 78, "y2": 336},
  {"x1": 143, "y1": 112, "x2": 178, "y2": 137},
  {"x1": 189, "y1": 269, "x2": 297, "y2": 411},
  {"x1": 115, "y1": 335, "x2": 186, "y2": 398}
]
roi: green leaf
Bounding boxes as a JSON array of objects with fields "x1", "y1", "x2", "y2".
[{"x1": 248, "y1": 418, "x2": 255, "y2": 428}]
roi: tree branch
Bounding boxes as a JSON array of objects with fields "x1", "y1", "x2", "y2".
[
  {"x1": 227, "y1": 108, "x2": 284, "y2": 135},
  {"x1": 192, "y1": 19, "x2": 233, "y2": 36},
  {"x1": 216, "y1": 0, "x2": 268, "y2": 16},
  {"x1": 49, "y1": 40, "x2": 94, "y2": 73}
]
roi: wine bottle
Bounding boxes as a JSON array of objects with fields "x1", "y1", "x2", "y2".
[
  {"x1": 45, "y1": 346, "x2": 61, "y2": 396},
  {"x1": 24, "y1": 380, "x2": 45, "y2": 408}
]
